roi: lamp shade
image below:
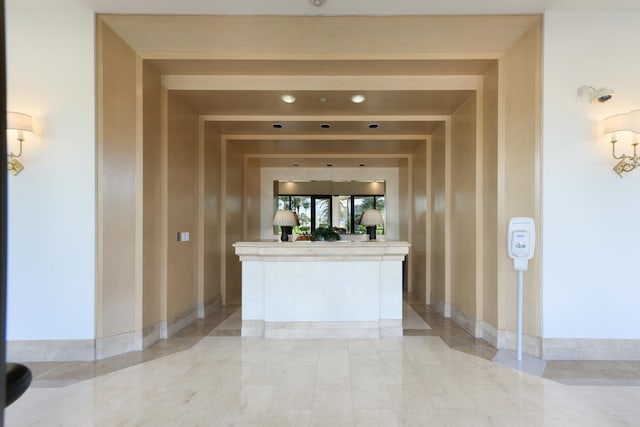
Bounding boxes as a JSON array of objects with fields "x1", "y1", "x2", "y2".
[
  {"x1": 603, "y1": 109, "x2": 640, "y2": 136},
  {"x1": 359, "y1": 209, "x2": 384, "y2": 226},
  {"x1": 273, "y1": 210, "x2": 298, "y2": 226},
  {"x1": 7, "y1": 112, "x2": 34, "y2": 133}
]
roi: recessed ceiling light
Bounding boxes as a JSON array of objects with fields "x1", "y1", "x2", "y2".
[
  {"x1": 280, "y1": 94, "x2": 296, "y2": 103},
  {"x1": 359, "y1": 163, "x2": 366, "y2": 167},
  {"x1": 272, "y1": 123, "x2": 284, "y2": 129},
  {"x1": 292, "y1": 163, "x2": 299, "y2": 167},
  {"x1": 368, "y1": 123, "x2": 379, "y2": 129},
  {"x1": 319, "y1": 96, "x2": 328, "y2": 103},
  {"x1": 326, "y1": 163, "x2": 333, "y2": 167},
  {"x1": 320, "y1": 123, "x2": 332, "y2": 129},
  {"x1": 351, "y1": 94, "x2": 366, "y2": 104}
]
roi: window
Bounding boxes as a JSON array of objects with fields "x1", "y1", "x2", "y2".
[
  {"x1": 314, "y1": 197, "x2": 331, "y2": 229},
  {"x1": 278, "y1": 194, "x2": 384, "y2": 235}
]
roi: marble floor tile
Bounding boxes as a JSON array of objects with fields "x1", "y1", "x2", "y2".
[
  {"x1": 402, "y1": 301, "x2": 431, "y2": 329},
  {"x1": 312, "y1": 384, "x2": 353, "y2": 416},
  {"x1": 351, "y1": 382, "x2": 394, "y2": 409},
  {"x1": 353, "y1": 408, "x2": 399, "y2": 426},
  {"x1": 7, "y1": 295, "x2": 640, "y2": 426}
]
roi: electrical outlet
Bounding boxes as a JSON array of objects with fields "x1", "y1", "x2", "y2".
[{"x1": 176, "y1": 231, "x2": 190, "y2": 242}]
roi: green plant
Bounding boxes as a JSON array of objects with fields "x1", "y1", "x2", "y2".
[{"x1": 311, "y1": 227, "x2": 341, "y2": 242}]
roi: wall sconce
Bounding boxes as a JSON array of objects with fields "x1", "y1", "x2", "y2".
[
  {"x1": 359, "y1": 209, "x2": 384, "y2": 240},
  {"x1": 602, "y1": 109, "x2": 640, "y2": 177},
  {"x1": 6, "y1": 112, "x2": 34, "y2": 176},
  {"x1": 273, "y1": 210, "x2": 298, "y2": 241}
]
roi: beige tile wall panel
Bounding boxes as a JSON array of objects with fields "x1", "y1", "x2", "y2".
[
  {"x1": 411, "y1": 141, "x2": 428, "y2": 301},
  {"x1": 430, "y1": 124, "x2": 447, "y2": 304},
  {"x1": 96, "y1": 20, "x2": 140, "y2": 339},
  {"x1": 399, "y1": 158, "x2": 411, "y2": 292},
  {"x1": 142, "y1": 63, "x2": 163, "y2": 330},
  {"x1": 481, "y1": 62, "x2": 500, "y2": 328},
  {"x1": 498, "y1": 22, "x2": 542, "y2": 338},
  {"x1": 204, "y1": 125, "x2": 223, "y2": 307},
  {"x1": 450, "y1": 94, "x2": 478, "y2": 319},
  {"x1": 244, "y1": 159, "x2": 262, "y2": 241},
  {"x1": 166, "y1": 93, "x2": 199, "y2": 321},
  {"x1": 225, "y1": 140, "x2": 245, "y2": 304}
]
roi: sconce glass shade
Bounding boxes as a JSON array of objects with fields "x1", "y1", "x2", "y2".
[
  {"x1": 359, "y1": 209, "x2": 384, "y2": 226},
  {"x1": 602, "y1": 109, "x2": 640, "y2": 177},
  {"x1": 602, "y1": 109, "x2": 640, "y2": 136},
  {"x1": 273, "y1": 210, "x2": 298, "y2": 226},
  {"x1": 7, "y1": 112, "x2": 34, "y2": 133}
]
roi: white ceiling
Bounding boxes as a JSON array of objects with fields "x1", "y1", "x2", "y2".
[
  {"x1": 13, "y1": 0, "x2": 637, "y2": 14},
  {"x1": 10, "y1": 0, "x2": 640, "y2": 14}
]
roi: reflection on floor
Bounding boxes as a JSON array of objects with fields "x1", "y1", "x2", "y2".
[{"x1": 6, "y1": 295, "x2": 640, "y2": 425}]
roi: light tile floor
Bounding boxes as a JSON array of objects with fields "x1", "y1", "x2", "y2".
[{"x1": 6, "y1": 297, "x2": 640, "y2": 426}]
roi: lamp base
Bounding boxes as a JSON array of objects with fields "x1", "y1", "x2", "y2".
[
  {"x1": 280, "y1": 226, "x2": 293, "y2": 241},
  {"x1": 366, "y1": 226, "x2": 377, "y2": 240}
]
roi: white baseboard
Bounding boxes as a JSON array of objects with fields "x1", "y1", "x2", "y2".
[
  {"x1": 379, "y1": 319, "x2": 403, "y2": 337},
  {"x1": 8, "y1": 305, "x2": 207, "y2": 361},
  {"x1": 241, "y1": 319, "x2": 402, "y2": 339},
  {"x1": 8, "y1": 333, "x2": 144, "y2": 361},
  {"x1": 450, "y1": 305, "x2": 483, "y2": 337},
  {"x1": 197, "y1": 297, "x2": 222, "y2": 319},
  {"x1": 431, "y1": 295, "x2": 451, "y2": 318},
  {"x1": 7, "y1": 339, "x2": 95, "y2": 362},
  {"x1": 496, "y1": 328, "x2": 542, "y2": 359},
  {"x1": 542, "y1": 338, "x2": 640, "y2": 360},
  {"x1": 162, "y1": 307, "x2": 197, "y2": 339},
  {"x1": 142, "y1": 321, "x2": 164, "y2": 348},
  {"x1": 96, "y1": 330, "x2": 142, "y2": 360},
  {"x1": 431, "y1": 299, "x2": 543, "y2": 359},
  {"x1": 241, "y1": 320, "x2": 265, "y2": 337}
]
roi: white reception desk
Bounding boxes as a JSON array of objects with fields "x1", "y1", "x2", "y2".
[{"x1": 233, "y1": 240, "x2": 410, "y2": 338}]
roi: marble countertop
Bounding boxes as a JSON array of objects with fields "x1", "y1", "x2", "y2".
[{"x1": 233, "y1": 240, "x2": 410, "y2": 261}]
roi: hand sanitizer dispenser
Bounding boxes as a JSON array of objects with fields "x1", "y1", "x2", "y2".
[
  {"x1": 508, "y1": 217, "x2": 535, "y2": 271},
  {"x1": 507, "y1": 216, "x2": 535, "y2": 362}
]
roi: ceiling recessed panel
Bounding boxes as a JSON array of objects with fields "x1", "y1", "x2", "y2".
[
  {"x1": 174, "y1": 90, "x2": 472, "y2": 116},
  {"x1": 147, "y1": 59, "x2": 494, "y2": 76},
  {"x1": 228, "y1": 139, "x2": 425, "y2": 155},
  {"x1": 251, "y1": 157, "x2": 408, "y2": 168},
  {"x1": 206, "y1": 120, "x2": 441, "y2": 135}
]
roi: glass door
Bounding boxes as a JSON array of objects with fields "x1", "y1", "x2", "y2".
[{"x1": 312, "y1": 196, "x2": 332, "y2": 230}]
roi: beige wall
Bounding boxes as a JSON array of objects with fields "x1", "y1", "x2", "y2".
[
  {"x1": 245, "y1": 160, "x2": 262, "y2": 240},
  {"x1": 412, "y1": 141, "x2": 428, "y2": 301},
  {"x1": 450, "y1": 94, "x2": 478, "y2": 319},
  {"x1": 498, "y1": 22, "x2": 542, "y2": 337},
  {"x1": 142, "y1": 63, "x2": 163, "y2": 329},
  {"x1": 166, "y1": 93, "x2": 200, "y2": 321},
  {"x1": 481, "y1": 62, "x2": 500, "y2": 328},
  {"x1": 225, "y1": 140, "x2": 244, "y2": 304},
  {"x1": 204, "y1": 124, "x2": 222, "y2": 308},
  {"x1": 398, "y1": 158, "x2": 410, "y2": 291},
  {"x1": 398, "y1": 163, "x2": 410, "y2": 235},
  {"x1": 96, "y1": 20, "x2": 140, "y2": 339},
  {"x1": 430, "y1": 123, "x2": 447, "y2": 305}
]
